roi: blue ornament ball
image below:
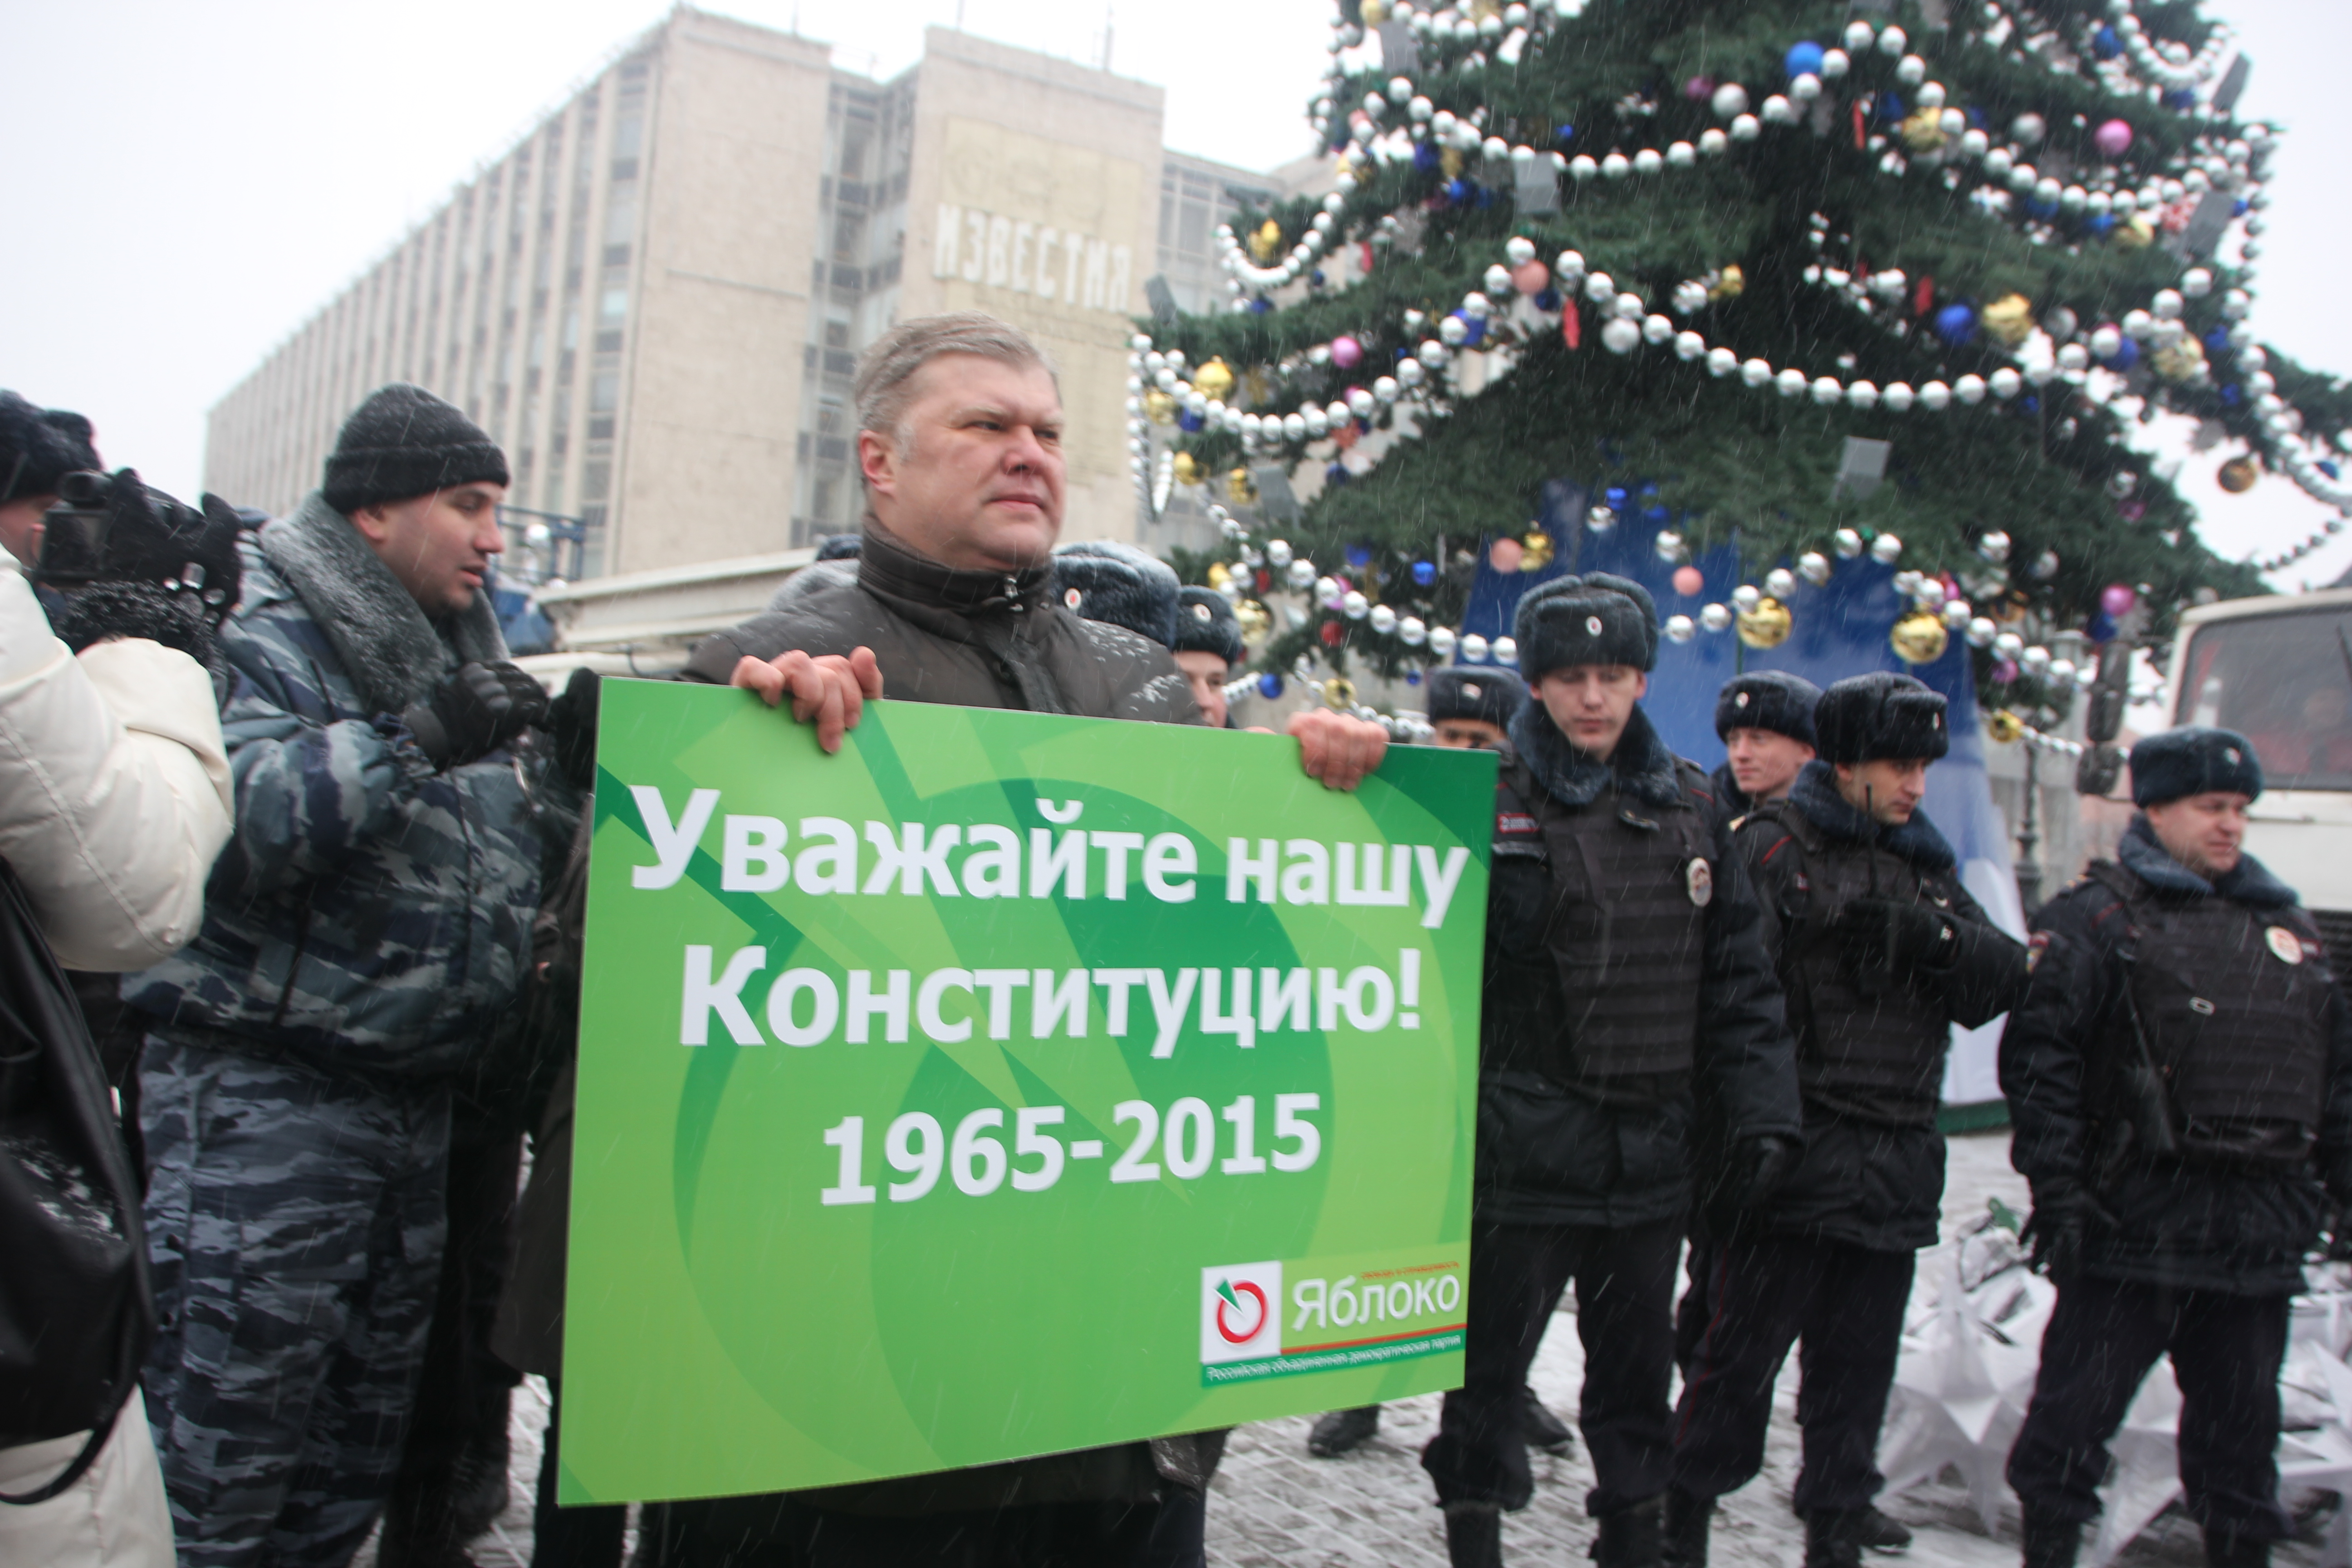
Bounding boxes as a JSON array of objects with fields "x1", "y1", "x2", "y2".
[
  {"x1": 1604, "y1": 485, "x2": 1629, "y2": 508},
  {"x1": 1534, "y1": 288, "x2": 1561, "y2": 311},
  {"x1": 1413, "y1": 140, "x2": 1441, "y2": 172},
  {"x1": 1404, "y1": 669, "x2": 1423, "y2": 686},
  {"x1": 1249, "y1": 297, "x2": 1272, "y2": 314},
  {"x1": 2102, "y1": 336, "x2": 2140, "y2": 371},
  {"x1": 1453, "y1": 310, "x2": 1487, "y2": 346},
  {"x1": 2219, "y1": 383, "x2": 2242, "y2": 406},
  {"x1": 2087, "y1": 212, "x2": 2117, "y2": 238},
  {"x1": 1345, "y1": 544, "x2": 1373, "y2": 568},
  {"x1": 2323, "y1": 461, "x2": 2343, "y2": 480},
  {"x1": 2021, "y1": 395, "x2": 2040, "y2": 415},
  {"x1": 2027, "y1": 197, "x2": 2059, "y2": 219},
  {"x1": 1554, "y1": 122, "x2": 1576, "y2": 145},
  {"x1": 1784, "y1": 40, "x2": 1826, "y2": 78},
  {"x1": 1878, "y1": 92, "x2": 1906, "y2": 122},
  {"x1": 1256, "y1": 672, "x2": 1284, "y2": 699},
  {"x1": 2087, "y1": 612, "x2": 2119, "y2": 644},
  {"x1": 1310, "y1": 269, "x2": 1327, "y2": 287},
  {"x1": 1934, "y1": 303, "x2": 1978, "y2": 347},
  {"x1": 1177, "y1": 409, "x2": 1204, "y2": 432},
  {"x1": 1411, "y1": 559, "x2": 1438, "y2": 587},
  {"x1": 1325, "y1": 462, "x2": 1352, "y2": 488},
  {"x1": 2203, "y1": 325, "x2": 2234, "y2": 356},
  {"x1": 2092, "y1": 24, "x2": 2122, "y2": 59}
]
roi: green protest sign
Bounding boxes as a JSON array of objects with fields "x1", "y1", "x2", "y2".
[{"x1": 560, "y1": 680, "x2": 1493, "y2": 1504}]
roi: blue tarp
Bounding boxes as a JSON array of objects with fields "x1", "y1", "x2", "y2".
[{"x1": 1446, "y1": 479, "x2": 2024, "y2": 1105}]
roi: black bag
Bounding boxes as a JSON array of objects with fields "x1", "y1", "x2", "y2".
[{"x1": 0, "y1": 857, "x2": 154, "y2": 1504}]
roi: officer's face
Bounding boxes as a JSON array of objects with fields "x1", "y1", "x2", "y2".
[
  {"x1": 1725, "y1": 728, "x2": 1815, "y2": 800},
  {"x1": 1172, "y1": 650, "x2": 1229, "y2": 728},
  {"x1": 1536, "y1": 665, "x2": 1647, "y2": 760},
  {"x1": 1836, "y1": 757, "x2": 1930, "y2": 823},
  {"x1": 1435, "y1": 717, "x2": 1508, "y2": 750},
  {"x1": 2145, "y1": 790, "x2": 2251, "y2": 878},
  {"x1": 352, "y1": 482, "x2": 508, "y2": 617}
]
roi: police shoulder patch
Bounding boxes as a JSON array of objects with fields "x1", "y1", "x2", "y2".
[{"x1": 2027, "y1": 931, "x2": 2051, "y2": 972}]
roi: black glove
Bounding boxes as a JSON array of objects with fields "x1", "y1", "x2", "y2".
[
  {"x1": 402, "y1": 662, "x2": 549, "y2": 769},
  {"x1": 1834, "y1": 897, "x2": 1959, "y2": 975},
  {"x1": 1730, "y1": 1134, "x2": 1801, "y2": 1209},
  {"x1": 545, "y1": 666, "x2": 601, "y2": 791},
  {"x1": 2022, "y1": 1182, "x2": 2112, "y2": 1282}
]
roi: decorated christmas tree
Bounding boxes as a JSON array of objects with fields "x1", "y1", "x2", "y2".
[{"x1": 1128, "y1": 0, "x2": 2347, "y2": 730}]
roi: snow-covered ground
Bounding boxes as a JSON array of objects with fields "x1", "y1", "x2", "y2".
[{"x1": 384, "y1": 1132, "x2": 2336, "y2": 1567}]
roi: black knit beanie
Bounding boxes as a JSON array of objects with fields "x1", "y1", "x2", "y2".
[
  {"x1": 1814, "y1": 672, "x2": 1950, "y2": 764},
  {"x1": 1051, "y1": 540, "x2": 1180, "y2": 647},
  {"x1": 321, "y1": 384, "x2": 509, "y2": 514},
  {"x1": 2131, "y1": 726, "x2": 2264, "y2": 806},
  {"x1": 1428, "y1": 667, "x2": 1526, "y2": 728},
  {"x1": 0, "y1": 391, "x2": 101, "y2": 503},
  {"x1": 1715, "y1": 671, "x2": 1823, "y2": 746},
  {"x1": 1514, "y1": 572, "x2": 1659, "y2": 679},
  {"x1": 1171, "y1": 585, "x2": 1246, "y2": 666}
]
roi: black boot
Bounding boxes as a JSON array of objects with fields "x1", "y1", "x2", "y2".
[
  {"x1": 1805, "y1": 1509, "x2": 1865, "y2": 1568},
  {"x1": 1662, "y1": 1488, "x2": 1711, "y2": 1568},
  {"x1": 1308, "y1": 1404, "x2": 1382, "y2": 1457},
  {"x1": 2020, "y1": 1511, "x2": 2081, "y2": 1568},
  {"x1": 2204, "y1": 1526, "x2": 2271, "y2": 1568},
  {"x1": 1852, "y1": 1504, "x2": 1912, "y2": 1552},
  {"x1": 1446, "y1": 1504, "x2": 1504, "y2": 1568},
  {"x1": 1591, "y1": 1495, "x2": 1665, "y2": 1568},
  {"x1": 449, "y1": 1415, "x2": 512, "y2": 1537},
  {"x1": 1520, "y1": 1386, "x2": 1575, "y2": 1455}
]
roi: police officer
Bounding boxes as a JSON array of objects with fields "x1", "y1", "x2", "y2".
[
  {"x1": 1170, "y1": 584, "x2": 1246, "y2": 729},
  {"x1": 1421, "y1": 574, "x2": 1801, "y2": 1568},
  {"x1": 1709, "y1": 671, "x2": 1821, "y2": 827},
  {"x1": 1308, "y1": 662, "x2": 1574, "y2": 1462},
  {"x1": 2003, "y1": 728, "x2": 2352, "y2": 1568},
  {"x1": 1667, "y1": 673, "x2": 2028, "y2": 1568}
]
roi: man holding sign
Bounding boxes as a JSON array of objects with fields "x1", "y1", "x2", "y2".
[{"x1": 661, "y1": 313, "x2": 1390, "y2": 1565}]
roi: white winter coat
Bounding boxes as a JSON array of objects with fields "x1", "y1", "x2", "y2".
[{"x1": 0, "y1": 554, "x2": 231, "y2": 970}]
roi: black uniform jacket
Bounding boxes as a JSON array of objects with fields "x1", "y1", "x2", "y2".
[
  {"x1": 2002, "y1": 818, "x2": 2352, "y2": 1295},
  {"x1": 1732, "y1": 762, "x2": 2027, "y2": 1252},
  {"x1": 1476, "y1": 704, "x2": 1801, "y2": 1230}
]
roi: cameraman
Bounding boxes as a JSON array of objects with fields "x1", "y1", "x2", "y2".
[
  {"x1": 0, "y1": 395, "x2": 234, "y2": 1565},
  {"x1": 120, "y1": 384, "x2": 582, "y2": 1568}
]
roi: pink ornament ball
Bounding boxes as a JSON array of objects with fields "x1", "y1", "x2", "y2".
[
  {"x1": 2100, "y1": 583, "x2": 2137, "y2": 616},
  {"x1": 1329, "y1": 334, "x2": 1364, "y2": 370},
  {"x1": 1511, "y1": 259, "x2": 1551, "y2": 296},
  {"x1": 1993, "y1": 658, "x2": 2020, "y2": 683},
  {"x1": 1672, "y1": 564, "x2": 1706, "y2": 597},
  {"x1": 1683, "y1": 75, "x2": 1717, "y2": 101},
  {"x1": 1489, "y1": 537, "x2": 1525, "y2": 573},
  {"x1": 2093, "y1": 118, "x2": 2134, "y2": 159}
]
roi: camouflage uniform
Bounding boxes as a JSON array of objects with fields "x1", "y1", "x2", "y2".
[{"x1": 122, "y1": 497, "x2": 574, "y2": 1568}]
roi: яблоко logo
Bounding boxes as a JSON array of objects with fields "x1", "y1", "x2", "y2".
[{"x1": 1200, "y1": 1261, "x2": 1283, "y2": 1365}]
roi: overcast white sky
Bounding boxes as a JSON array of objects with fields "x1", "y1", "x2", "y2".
[{"x1": 2, "y1": 0, "x2": 2347, "y2": 588}]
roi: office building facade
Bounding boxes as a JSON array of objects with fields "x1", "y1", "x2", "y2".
[{"x1": 205, "y1": 9, "x2": 1301, "y2": 581}]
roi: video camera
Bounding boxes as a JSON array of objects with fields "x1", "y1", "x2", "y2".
[{"x1": 34, "y1": 468, "x2": 241, "y2": 622}]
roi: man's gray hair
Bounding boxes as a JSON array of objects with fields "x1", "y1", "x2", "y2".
[{"x1": 853, "y1": 312, "x2": 1058, "y2": 450}]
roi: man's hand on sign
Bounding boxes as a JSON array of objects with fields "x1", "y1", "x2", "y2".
[
  {"x1": 730, "y1": 647, "x2": 885, "y2": 754},
  {"x1": 1285, "y1": 709, "x2": 1387, "y2": 792}
]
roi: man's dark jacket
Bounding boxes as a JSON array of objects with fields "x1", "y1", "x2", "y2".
[
  {"x1": 682, "y1": 523, "x2": 1197, "y2": 723},
  {"x1": 2002, "y1": 818, "x2": 2352, "y2": 1295},
  {"x1": 1476, "y1": 703, "x2": 1801, "y2": 1230},
  {"x1": 678, "y1": 521, "x2": 1206, "y2": 1519},
  {"x1": 1732, "y1": 762, "x2": 2027, "y2": 1251}
]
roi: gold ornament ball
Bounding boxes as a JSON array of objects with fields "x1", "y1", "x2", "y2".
[
  {"x1": 1519, "y1": 531, "x2": 1555, "y2": 572},
  {"x1": 2151, "y1": 336, "x2": 2205, "y2": 382},
  {"x1": 1207, "y1": 562, "x2": 1232, "y2": 590},
  {"x1": 1143, "y1": 389, "x2": 1177, "y2": 426},
  {"x1": 1986, "y1": 709, "x2": 2026, "y2": 745},
  {"x1": 1234, "y1": 599, "x2": 1272, "y2": 642},
  {"x1": 1224, "y1": 467, "x2": 1258, "y2": 506},
  {"x1": 1441, "y1": 145, "x2": 1466, "y2": 179},
  {"x1": 1890, "y1": 610, "x2": 1950, "y2": 666},
  {"x1": 1171, "y1": 451, "x2": 1204, "y2": 486},
  {"x1": 1706, "y1": 264, "x2": 1746, "y2": 303},
  {"x1": 1359, "y1": 0, "x2": 1387, "y2": 20},
  {"x1": 1193, "y1": 358, "x2": 1235, "y2": 402},
  {"x1": 1900, "y1": 108, "x2": 1948, "y2": 152},
  {"x1": 1981, "y1": 293, "x2": 2038, "y2": 348},
  {"x1": 2218, "y1": 456, "x2": 2260, "y2": 494},
  {"x1": 1323, "y1": 676, "x2": 1360, "y2": 711},
  {"x1": 1249, "y1": 219, "x2": 1284, "y2": 265},
  {"x1": 2115, "y1": 215, "x2": 2156, "y2": 250},
  {"x1": 1736, "y1": 596, "x2": 1793, "y2": 650}
]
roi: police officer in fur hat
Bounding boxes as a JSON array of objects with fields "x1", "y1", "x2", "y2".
[
  {"x1": 1170, "y1": 585, "x2": 1245, "y2": 728},
  {"x1": 1710, "y1": 671, "x2": 1821, "y2": 828},
  {"x1": 1666, "y1": 673, "x2": 2028, "y2": 1568},
  {"x1": 1427, "y1": 667, "x2": 1528, "y2": 751},
  {"x1": 2001, "y1": 728, "x2": 2352, "y2": 1568},
  {"x1": 1050, "y1": 539, "x2": 1181, "y2": 649},
  {"x1": 0, "y1": 390, "x2": 101, "y2": 566},
  {"x1": 1421, "y1": 573, "x2": 1801, "y2": 1568}
]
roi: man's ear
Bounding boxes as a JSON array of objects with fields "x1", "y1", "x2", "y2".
[
  {"x1": 348, "y1": 503, "x2": 392, "y2": 546},
  {"x1": 858, "y1": 429, "x2": 898, "y2": 501},
  {"x1": 1631, "y1": 671, "x2": 1650, "y2": 701}
]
